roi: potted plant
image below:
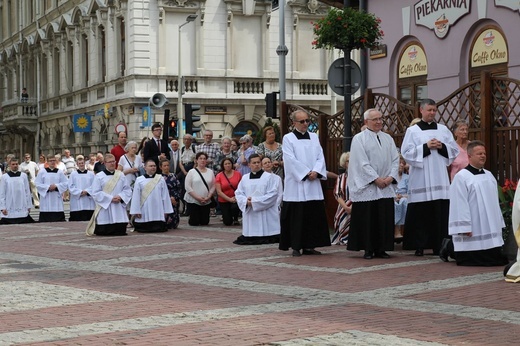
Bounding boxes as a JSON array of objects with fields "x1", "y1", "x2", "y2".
[{"x1": 312, "y1": 7, "x2": 384, "y2": 51}]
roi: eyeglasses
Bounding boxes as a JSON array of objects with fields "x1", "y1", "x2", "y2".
[
  {"x1": 367, "y1": 117, "x2": 383, "y2": 122},
  {"x1": 153, "y1": 128, "x2": 162, "y2": 132},
  {"x1": 296, "y1": 119, "x2": 311, "y2": 124}
]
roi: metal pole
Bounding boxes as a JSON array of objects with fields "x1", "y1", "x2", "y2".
[
  {"x1": 177, "y1": 24, "x2": 184, "y2": 140},
  {"x1": 277, "y1": 0, "x2": 288, "y2": 102},
  {"x1": 343, "y1": 0, "x2": 352, "y2": 152},
  {"x1": 176, "y1": 15, "x2": 197, "y2": 140}
]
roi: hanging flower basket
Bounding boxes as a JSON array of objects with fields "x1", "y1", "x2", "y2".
[{"x1": 312, "y1": 7, "x2": 384, "y2": 51}]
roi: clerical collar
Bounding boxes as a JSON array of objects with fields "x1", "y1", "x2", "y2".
[
  {"x1": 250, "y1": 169, "x2": 264, "y2": 179},
  {"x1": 292, "y1": 129, "x2": 310, "y2": 140},
  {"x1": 366, "y1": 128, "x2": 380, "y2": 135},
  {"x1": 417, "y1": 120, "x2": 438, "y2": 131},
  {"x1": 144, "y1": 173, "x2": 156, "y2": 179},
  {"x1": 77, "y1": 170, "x2": 88, "y2": 174},
  {"x1": 7, "y1": 171, "x2": 21, "y2": 177},
  {"x1": 465, "y1": 164, "x2": 485, "y2": 175},
  {"x1": 103, "y1": 169, "x2": 115, "y2": 176},
  {"x1": 45, "y1": 167, "x2": 58, "y2": 173}
]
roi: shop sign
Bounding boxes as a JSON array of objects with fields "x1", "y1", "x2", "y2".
[
  {"x1": 369, "y1": 45, "x2": 387, "y2": 59},
  {"x1": 205, "y1": 106, "x2": 227, "y2": 115},
  {"x1": 495, "y1": 0, "x2": 520, "y2": 13},
  {"x1": 414, "y1": 0, "x2": 471, "y2": 38},
  {"x1": 399, "y1": 44, "x2": 428, "y2": 79},
  {"x1": 471, "y1": 29, "x2": 508, "y2": 67}
]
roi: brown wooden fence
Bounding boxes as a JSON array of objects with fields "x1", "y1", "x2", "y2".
[{"x1": 282, "y1": 72, "x2": 520, "y2": 226}]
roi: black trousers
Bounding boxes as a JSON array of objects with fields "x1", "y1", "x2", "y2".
[
  {"x1": 220, "y1": 202, "x2": 239, "y2": 226},
  {"x1": 188, "y1": 203, "x2": 211, "y2": 226}
]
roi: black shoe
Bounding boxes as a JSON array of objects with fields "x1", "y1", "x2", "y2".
[
  {"x1": 302, "y1": 249, "x2": 322, "y2": 255},
  {"x1": 375, "y1": 251, "x2": 390, "y2": 259},
  {"x1": 439, "y1": 238, "x2": 451, "y2": 262},
  {"x1": 292, "y1": 250, "x2": 302, "y2": 257},
  {"x1": 415, "y1": 249, "x2": 424, "y2": 257},
  {"x1": 363, "y1": 251, "x2": 373, "y2": 259}
]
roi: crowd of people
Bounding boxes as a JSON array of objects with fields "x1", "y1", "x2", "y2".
[{"x1": 0, "y1": 104, "x2": 515, "y2": 271}]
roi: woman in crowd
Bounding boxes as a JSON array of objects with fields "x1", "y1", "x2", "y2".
[
  {"x1": 37, "y1": 154, "x2": 48, "y2": 172},
  {"x1": 117, "y1": 141, "x2": 142, "y2": 189},
  {"x1": 230, "y1": 138, "x2": 240, "y2": 154},
  {"x1": 394, "y1": 156, "x2": 409, "y2": 242},
  {"x1": 256, "y1": 126, "x2": 284, "y2": 179},
  {"x1": 235, "y1": 134, "x2": 256, "y2": 176},
  {"x1": 184, "y1": 152, "x2": 215, "y2": 226},
  {"x1": 449, "y1": 120, "x2": 470, "y2": 181},
  {"x1": 86, "y1": 153, "x2": 97, "y2": 171},
  {"x1": 331, "y1": 152, "x2": 351, "y2": 245},
  {"x1": 160, "y1": 159, "x2": 181, "y2": 229},
  {"x1": 214, "y1": 137, "x2": 238, "y2": 173},
  {"x1": 215, "y1": 158, "x2": 242, "y2": 226}
]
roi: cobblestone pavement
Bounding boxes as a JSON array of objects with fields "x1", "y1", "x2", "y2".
[{"x1": 0, "y1": 217, "x2": 518, "y2": 345}]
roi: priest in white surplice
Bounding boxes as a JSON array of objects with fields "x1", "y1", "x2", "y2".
[
  {"x1": 401, "y1": 99, "x2": 459, "y2": 256},
  {"x1": 448, "y1": 141, "x2": 507, "y2": 266},
  {"x1": 506, "y1": 173, "x2": 520, "y2": 282},
  {"x1": 35, "y1": 154, "x2": 68, "y2": 222},
  {"x1": 233, "y1": 154, "x2": 281, "y2": 245},
  {"x1": 68, "y1": 155, "x2": 95, "y2": 221},
  {"x1": 279, "y1": 110, "x2": 331, "y2": 257},
  {"x1": 130, "y1": 159, "x2": 173, "y2": 233},
  {"x1": 86, "y1": 154, "x2": 132, "y2": 236},
  {"x1": 0, "y1": 158, "x2": 35, "y2": 224},
  {"x1": 347, "y1": 109, "x2": 400, "y2": 259}
]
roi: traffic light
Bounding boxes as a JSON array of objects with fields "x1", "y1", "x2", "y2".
[
  {"x1": 265, "y1": 92, "x2": 277, "y2": 118},
  {"x1": 169, "y1": 118, "x2": 178, "y2": 138},
  {"x1": 185, "y1": 104, "x2": 202, "y2": 134}
]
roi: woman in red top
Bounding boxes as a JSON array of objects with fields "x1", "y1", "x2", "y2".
[{"x1": 215, "y1": 158, "x2": 242, "y2": 226}]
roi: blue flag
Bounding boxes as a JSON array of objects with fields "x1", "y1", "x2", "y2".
[
  {"x1": 73, "y1": 114, "x2": 92, "y2": 133},
  {"x1": 142, "y1": 106, "x2": 152, "y2": 127}
]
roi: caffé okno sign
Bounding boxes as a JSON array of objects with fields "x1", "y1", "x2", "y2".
[{"x1": 471, "y1": 29, "x2": 508, "y2": 67}]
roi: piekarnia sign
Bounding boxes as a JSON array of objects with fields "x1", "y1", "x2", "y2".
[{"x1": 414, "y1": 0, "x2": 470, "y2": 39}]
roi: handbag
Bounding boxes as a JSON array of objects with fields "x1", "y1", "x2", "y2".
[
  {"x1": 223, "y1": 172, "x2": 239, "y2": 212},
  {"x1": 194, "y1": 168, "x2": 217, "y2": 207}
]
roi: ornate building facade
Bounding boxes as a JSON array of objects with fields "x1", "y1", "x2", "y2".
[{"x1": 0, "y1": 0, "x2": 345, "y2": 158}]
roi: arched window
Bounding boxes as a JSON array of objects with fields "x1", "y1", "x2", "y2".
[
  {"x1": 231, "y1": 121, "x2": 259, "y2": 139},
  {"x1": 397, "y1": 42, "x2": 428, "y2": 106}
]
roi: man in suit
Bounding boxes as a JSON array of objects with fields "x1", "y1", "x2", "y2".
[{"x1": 143, "y1": 123, "x2": 170, "y2": 173}]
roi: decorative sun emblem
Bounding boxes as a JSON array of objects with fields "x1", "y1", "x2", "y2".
[
  {"x1": 76, "y1": 116, "x2": 89, "y2": 129},
  {"x1": 143, "y1": 109, "x2": 149, "y2": 122}
]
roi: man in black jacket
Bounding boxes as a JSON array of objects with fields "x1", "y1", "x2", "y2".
[{"x1": 143, "y1": 123, "x2": 170, "y2": 173}]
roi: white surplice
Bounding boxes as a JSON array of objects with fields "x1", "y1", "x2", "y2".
[
  {"x1": 282, "y1": 131, "x2": 327, "y2": 202},
  {"x1": 236, "y1": 171, "x2": 281, "y2": 237},
  {"x1": 35, "y1": 169, "x2": 68, "y2": 212},
  {"x1": 0, "y1": 172, "x2": 33, "y2": 218},
  {"x1": 347, "y1": 129, "x2": 399, "y2": 202},
  {"x1": 130, "y1": 175, "x2": 173, "y2": 222},
  {"x1": 401, "y1": 123, "x2": 459, "y2": 203},
  {"x1": 68, "y1": 170, "x2": 96, "y2": 212},
  {"x1": 91, "y1": 171, "x2": 132, "y2": 225},
  {"x1": 449, "y1": 168, "x2": 504, "y2": 251}
]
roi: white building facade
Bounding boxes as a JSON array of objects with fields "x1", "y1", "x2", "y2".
[{"x1": 0, "y1": 0, "x2": 343, "y2": 158}]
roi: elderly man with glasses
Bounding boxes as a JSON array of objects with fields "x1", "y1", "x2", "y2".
[
  {"x1": 347, "y1": 109, "x2": 400, "y2": 259},
  {"x1": 279, "y1": 110, "x2": 331, "y2": 257}
]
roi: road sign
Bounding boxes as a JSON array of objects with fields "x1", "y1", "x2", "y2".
[{"x1": 327, "y1": 58, "x2": 362, "y2": 96}]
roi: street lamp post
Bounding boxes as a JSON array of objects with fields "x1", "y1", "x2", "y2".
[{"x1": 177, "y1": 14, "x2": 198, "y2": 139}]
